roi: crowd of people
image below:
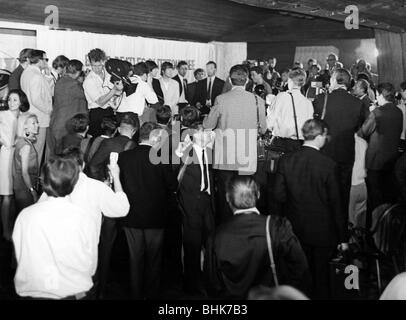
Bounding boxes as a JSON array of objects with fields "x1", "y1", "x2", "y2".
[{"x1": 0, "y1": 47, "x2": 406, "y2": 300}]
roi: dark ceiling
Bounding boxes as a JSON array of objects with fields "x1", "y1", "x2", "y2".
[{"x1": 0, "y1": 0, "x2": 403, "y2": 42}]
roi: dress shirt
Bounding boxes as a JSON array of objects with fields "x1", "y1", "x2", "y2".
[
  {"x1": 192, "y1": 144, "x2": 211, "y2": 195},
  {"x1": 39, "y1": 172, "x2": 129, "y2": 240},
  {"x1": 117, "y1": 75, "x2": 158, "y2": 114},
  {"x1": 267, "y1": 87, "x2": 314, "y2": 140},
  {"x1": 83, "y1": 70, "x2": 114, "y2": 110},
  {"x1": 20, "y1": 65, "x2": 53, "y2": 127},
  {"x1": 159, "y1": 78, "x2": 180, "y2": 115},
  {"x1": 234, "y1": 207, "x2": 260, "y2": 215},
  {"x1": 207, "y1": 76, "x2": 215, "y2": 102},
  {"x1": 13, "y1": 197, "x2": 98, "y2": 299},
  {"x1": 178, "y1": 74, "x2": 188, "y2": 103},
  {"x1": 351, "y1": 134, "x2": 367, "y2": 186}
]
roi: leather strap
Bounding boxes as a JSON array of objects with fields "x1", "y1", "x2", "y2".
[
  {"x1": 321, "y1": 91, "x2": 329, "y2": 120},
  {"x1": 288, "y1": 92, "x2": 299, "y2": 140},
  {"x1": 266, "y1": 215, "x2": 279, "y2": 286}
]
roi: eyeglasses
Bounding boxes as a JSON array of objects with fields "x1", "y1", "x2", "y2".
[{"x1": 41, "y1": 58, "x2": 49, "y2": 62}]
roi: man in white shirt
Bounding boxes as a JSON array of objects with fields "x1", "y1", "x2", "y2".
[
  {"x1": 38, "y1": 147, "x2": 130, "y2": 299},
  {"x1": 267, "y1": 68, "x2": 314, "y2": 152},
  {"x1": 116, "y1": 62, "x2": 158, "y2": 124},
  {"x1": 159, "y1": 62, "x2": 180, "y2": 115},
  {"x1": 173, "y1": 61, "x2": 189, "y2": 111},
  {"x1": 20, "y1": 49, "x2": 53, "y2": 165},
  {"x1": 83, "y1": 48, "x2": 122, "y2": 137},
  {"x1": 13, "y1": 158, "x2": 98, "y2": 299}
]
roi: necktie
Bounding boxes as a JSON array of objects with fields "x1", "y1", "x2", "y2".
[
  {"x1": 202, "y1": 149, "x2": 209, "y2": 193},
  {"x1": 207, "y1": 77, "x2": 212, "y2": 102},
  {"x1": 183, "y1": 79, "x2": 188, "y2": 97}
]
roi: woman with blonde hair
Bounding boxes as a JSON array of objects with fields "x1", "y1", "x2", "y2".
[{"x1": 12, "y1": 113, "x2": 40, "y2": 214}]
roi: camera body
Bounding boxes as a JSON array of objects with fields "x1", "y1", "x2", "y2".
[{"x1": 105, "y1": 59, "x2": 137, "y2": 96}]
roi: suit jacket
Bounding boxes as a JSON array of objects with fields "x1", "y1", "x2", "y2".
[
  {"x1": 118, "y1": 144, "x2": 178, "y2": 229},
  {"x1": 360, "y1": 95, "x2": 372, "y2": 115},
  {"x1": 8, "y1": 64, "x2": 24, "y2": 91},
  {"x1": 152, "y1": 78, "x2": 164, "y2": 104},
  {"x1": 88, "y1": 134, "x2": 135, "y2": 181},
  {"x1": 209, "y1": 213, "x2": 309, "y2": 299},
  {"x1": 395, "y1": 152, "x2": 406, "y2": 201},
  {"x1": 273, "y1": 146, "x2": 347, "y2": 247},
  {"x1": 360, "y1": 102, "x2": 402, "y2": 170},
  {"x1": 187, "y1": 82, "x2": 198, "y2": 104},
  {"x1": 313, "y1": 88, "x2": 368, "y2": 165},
  {"x1": 50, "y1": 76, "x2": 88, "y2": 143},
  {"x1": 172, "y1": 74, "x2": 188, "y2": 100},
  {"x1": 20, "y1": 65, "x2": 53, "y2": 127},
  {"x1": 203, "y1": 87, "x2": 267, "y2": 173},
  {"x1": 193, "y1": 76, "x2": 225, "y2": 107}
]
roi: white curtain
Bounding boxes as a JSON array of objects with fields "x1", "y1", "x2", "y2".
[{"x1": 37, "y1": 29, "x2": 216, "y2": 83}]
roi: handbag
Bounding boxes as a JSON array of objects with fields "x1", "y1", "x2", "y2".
[
  {"x1": 264, "y1": 92, "x2": 300, "y2": 173},
  {"x1": 266, "y1": 215, "x2": 279, "y2": 286}
]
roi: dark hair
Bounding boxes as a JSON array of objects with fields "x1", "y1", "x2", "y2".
[
  {"x1": 377, "y1": 82, "x2": 396, "y2": 103},
  {"x1": 120, "y1": 112, "x2": 140, "y2": 131},
  {"x1": 400, "y1": 81, "x2": 406, "y2": 92},
  {"x1": 206, "y1": 61, "x2": 217, "y2": 69},
  {"x1": 145, "y1": 60, "x2": 158, "y2": 73},
  {"x1": 226, "y1": 175, "x2": 260, "y2": 210},
  {"x1": 193, "y1": 68, "x2": 204, "y2": 78},
  {"x1": 66, "y1": 59, "x2": 83, "y2": 75},
  {"x1": 250, "y1": 66, "x2": 264, "y2": 77},
  {"x1": 356, "y1": 79, "x2": 369, "y2": 94},
  {"x1": 59, "y1": 146, "x2": 84, "y2": 167},
  {"x1": 18, "y1": 48, "x2": 33, "y2": 63},
  {"x1": 180, "y1": 106, "x2": 200, "y2": 128},
  {"x1": 156, "y1": 105, "x2": 172, "y2": 125},
  {"x1": 161, "y1": 62, "x2": 174, "y2": 74},
  {"x1": 42, "y1": 158, "x2": 80, "y2": 197},
  {"x1": 88, "y1": 48, "x2": 106, "y2": 63},
  {"x1": 133, "y1": 62, "x2": 148, "y2": 77},
  {"x1": 7, "y1": 89, "x2": 30, "y2": 112},
  {"x1": 69, "y1": 113, "x2": 89, "y2": 133},
  {"x1": 139, "y1": 122, "x2": 161, "y2": 142},
  {"x1": 333, "y1": 68, "x2": 352, "y2": 88},
  {"x1": 281, "y1": 68, "x2": 291, "y2": 75},
  {"x1": 100, "y1": 117, "x2": 118, "y2": 136},
  {"x1": 29, "y1": 50, "x2": 46, "y2": 64},
  {"x1": 52, "y1": 55, "x2": 69, "y2": 70},
  {"x1": 230, "y1": 64, "x2": 248, "y2": 86},
  {"x1": 302, "y1": 119, "x2": 328, "y2": 141},
  {"x1": 177, "y1": 61, "x2": 188, "y2": 69},
  {"x1": 357, "y1": 72, "x2": 371, "y2": 82}
]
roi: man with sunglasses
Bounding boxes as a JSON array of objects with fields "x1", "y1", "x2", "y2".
[
  {"x1": 20, "y1": 49, "x2": 53, "y2": 166},
  {"x1": 83, "y1": 48, "x2": 123, "y2": 137}
]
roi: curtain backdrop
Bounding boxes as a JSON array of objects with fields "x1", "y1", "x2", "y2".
[
  {"x1": 294, "y1": 46, "x2": 339, "y2": 69},
  {"x1": 212, "y1": 42, "x2": 247, "y2": 80},
  {"x1": 375, "y1": 30, "x2": 406, "y2": 87}
]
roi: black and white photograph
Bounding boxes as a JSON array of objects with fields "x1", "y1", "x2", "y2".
[{"x1": 0, "y1": 0, "x2": 406, "y2": 314}]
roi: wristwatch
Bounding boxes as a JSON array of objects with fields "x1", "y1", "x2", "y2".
[{"x1": 29, "y1": 187, "x2": 35, "y2": 192}]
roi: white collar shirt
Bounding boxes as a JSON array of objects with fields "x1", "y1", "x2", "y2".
[
  {"x1": 83, "y1": 69, "x2": 114, "y2": 110},
  {"x1": 13, "y1": 197, "x2": 99, "y2": 299},
  {"x1": 117, "y1": 75, "x2": 158, "y2": 114},
  {"x1": 234, "y1": 207, "x2": 260, "y2": 215}
]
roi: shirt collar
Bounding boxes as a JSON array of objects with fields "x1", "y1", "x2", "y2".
[
  {"x1": 360, "y1": 94, "x2": 367, "y2": 100},
  {"x1": 139, "y1": 142, "x2": 152, "y2": 147},
  {"x1": 303, "y1": 143, "x2": 320, "y2": 151},
  {"x1": 234, "y1": 207, "x2": 260, "y2": 215}
]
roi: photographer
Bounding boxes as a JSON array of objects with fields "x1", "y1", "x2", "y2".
[{"x1": 83, "y1": 48, "x2": 123, "y2": 137}]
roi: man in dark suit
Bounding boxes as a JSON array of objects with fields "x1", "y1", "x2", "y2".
[
  {"x1": 273, "y1": 119, "x2": 348, "y2": 299},
  {"x1": 87, "y1": 112, "x2": 138, "y2": 299},
  {"x1": 313, "y1": 68, "x2": 368, "y2": 219},
  {"x1": 118, "y1": 122, "x2": 178, "y2": 299},
  {"x1": 359, "y1": 83, "x2": 403, "y2": 228},
  {"x1": 173, "y1": 61, "x2": 189, "y2": 112},
  {"x1": 353, "y1": 79, "x2": 372, "y2": 114},
  {"x1": 187, "y1": 68, "x2": 205, "y2": 105},
  {"x1": 193, "y1": 61, "x2": 225, "y2": 115},
  {"x1": 8, "y1": 48, "x2": 32, "y2": 91},
  {"x1": 175, "y1": 123, "x2": 215, "y2": 295}
]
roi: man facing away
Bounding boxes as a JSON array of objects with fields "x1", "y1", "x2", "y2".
[
  {"x1": 9, "y1": 48, "x2": 32, "y2": 91},
  {"x1": 118, "y1": 122, "x2": 178, "y2": 299},
  {"x1": 273, "y1": 119, "x2": 348, "y2": 299},
  {"x1": 203, "y1": 64, "x2": 266, "y2": 225}
]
